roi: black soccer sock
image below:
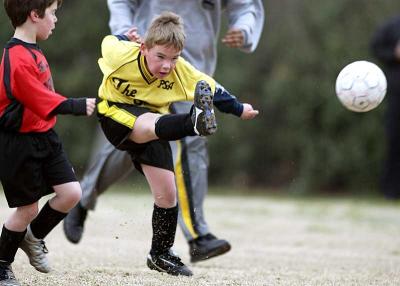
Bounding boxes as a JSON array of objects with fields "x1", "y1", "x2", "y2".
[
  {"x1": 150, "y1": 204, "x2": 178, "y2": 255},
  {"x1": 30, "y1": 201, "x2": 67, "y2": 239},
  {"x1": 155, "y1": 113, "x2": 196, "y2": 141},
  {"x1": 0, "y1": 225, "x2": 26, "y2": 264}
]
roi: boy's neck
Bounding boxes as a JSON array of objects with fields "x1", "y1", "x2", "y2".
[{"x1": 13, "y1": 26, "x2": 37, "y2": 44}]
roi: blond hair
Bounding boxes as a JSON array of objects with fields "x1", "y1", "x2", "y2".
[{"x1": 144, "y1": 11, "x2": 185, "y2": 51}]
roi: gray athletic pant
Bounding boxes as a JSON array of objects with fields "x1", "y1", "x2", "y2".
[{"x1": 81, "y1": 102, "x2": 209, "y2": 241}]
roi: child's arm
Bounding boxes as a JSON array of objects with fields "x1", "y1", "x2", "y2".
[
  {"x1": 51, "y1": 98, "x2": 96, "y2": 116},
  {"x1": 13, "y1": 63, "x2": 95, "y2": 119},
  {"x1": 240, "y1": 103, "x2": 259, "y2": 120},
  {"x1": 117, "y1": 27, "x2": 142, "y2": 43},
  {"x1": 101, "y1": 35, "x2": 140, "y2": 68},
  {"x1": 213, "y1": 83, "x2": 258, "y2": 120}
]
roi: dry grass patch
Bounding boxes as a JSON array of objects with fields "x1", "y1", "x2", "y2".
[{"x1": 1, "y1": 191, "x2": 400, "y2": 285}]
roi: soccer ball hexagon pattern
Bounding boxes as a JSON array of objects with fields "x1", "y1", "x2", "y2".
[{"x1": 335, "y1": 61, "x2": 387, "y2": 112}]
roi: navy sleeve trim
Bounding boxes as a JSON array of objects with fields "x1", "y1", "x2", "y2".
[
  {"x1": 115, "y1": 35, "x2": 130, "y2": 41},
  {"x1": 213, "y1": 83, "x2": 243, "y2": 117}
]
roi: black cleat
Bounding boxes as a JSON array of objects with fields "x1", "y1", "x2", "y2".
[
  {"x1": 147, "y1": 249, "x2": 193, "y2": 276},
  {"x1": 63, "y1": 203, "x2": 87, "y2": 244},
  {"x1": 189, "y1": 233, "x2": 231, "y2": 263},
  {"x1": 0, "y1": 263, "x2": 20, "y2": 286},
  {"x1": 191, "y1": 80, "x2": 217, "y2": 136}
]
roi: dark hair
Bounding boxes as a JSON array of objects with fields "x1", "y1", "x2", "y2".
[{"x1": 3, "y1": 0, "x2": 62, "y2": 28}]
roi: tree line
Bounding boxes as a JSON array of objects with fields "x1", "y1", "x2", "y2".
[{"x1": 1, "y1": 0, "x2": 399, "y2": 194}]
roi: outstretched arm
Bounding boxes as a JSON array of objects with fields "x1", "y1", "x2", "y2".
[
  {"x1": 51, "y1": 98, "x2": 96, "y2": 116},
  {"x1": 12, "y1": 64, "x2": 95, "y2": 120},
  {"x1": 240, "y1": 103, "x2": 259, "y2": 120},
  {"x1": 213, "y1": 83, "x2": 259, "y2": 120}
]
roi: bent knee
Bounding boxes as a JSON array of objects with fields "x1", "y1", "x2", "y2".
[
  {"x1": 54, "y1": 182, "x2": 82, "y2": 208},
  {"x1": 130, "y1": 113, "x2": 159, "y2": 143},
  {"x1": 155, "y1": 189, "x2": 177, "y2": 208},
  {"x1": 67, "y1": 185, "x2": 82, "y2": 206},
  {"x1": 17, "y1": 204, "x2": 39, "y2": 221}
]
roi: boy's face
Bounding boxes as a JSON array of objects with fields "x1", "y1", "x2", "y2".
[
  {"x1": 35, "y1": 1, "x2": 58, "y2": 41},
  {"x1": 140, "y1": 43, "x2": 181, "y2": 79}
]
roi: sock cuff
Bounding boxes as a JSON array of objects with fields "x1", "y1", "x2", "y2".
[
  {"x1": 0, "y1": 225, "x2": 26, "y2": 264},
  {"x1": 1, "y1": 225, "x2": 26, "y2": 241},
  {"x1": 45, "y1": 201, "x2": 68, "y2": 217},
  {"x1": 30, "y1": 201, "x2": 67, "y2": 239},
  {"x1": 154, "y1": 114, "x2": 195, "y2": 140},
  {"x1": 153, "y1": 204, "x2": 178, "y2": 214}
]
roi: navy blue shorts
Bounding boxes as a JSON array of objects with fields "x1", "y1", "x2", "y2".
[{"x1": 0, "y1": 129, "x2": 77, "y2": 208}]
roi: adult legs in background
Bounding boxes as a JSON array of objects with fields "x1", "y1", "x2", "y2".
[
  {"x1": 80, "y1": 128, "x2": 134, "y2": 210},
  {"x1": 63, "y1": 128, "x2": 134, "y2": 243},
  {"x1": 171, "y1": 101, "x2": 231, "y2": 263},
  {"x1": 381, "y1": 90, "x2": 400, "y2": 199}
]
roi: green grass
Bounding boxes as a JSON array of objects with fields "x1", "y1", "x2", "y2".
[{"x1": 1, "y1": 187, "x2": 400, "y2": 285}]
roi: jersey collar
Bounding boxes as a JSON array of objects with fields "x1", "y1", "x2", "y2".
[
  {"x1": 6, "y1": 38, "x2": 41, "y2": 51},
  {"x1": 138, "y1": 52, "x2": 157, "y2": 85}
]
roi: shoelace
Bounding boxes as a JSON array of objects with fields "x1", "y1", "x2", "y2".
[
  {"x1": 31, "y1": 240, "x2": 48, "y2": 256},
  {"x1": 40, "y1": 240, "x2": 49, "y2": 254}
]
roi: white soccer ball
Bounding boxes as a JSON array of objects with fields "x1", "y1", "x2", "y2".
[{"x1": 335, "y1": 61, "x2": 387, "y2": 112}]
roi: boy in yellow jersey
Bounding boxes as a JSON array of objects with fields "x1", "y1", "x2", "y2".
[{"x1": 96, "y1": 11, "x2": 258, "y2": 276}]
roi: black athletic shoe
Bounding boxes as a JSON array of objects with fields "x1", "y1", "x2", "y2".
[
  {"x1": 63, "y1": 203, "x2": 87, "y2": 244},
  {"x1": 147, "y1": 249, "x2": 193, "y2": 276},
  {"x1": 191, "y1": 80, "x2": 217, "y2": 136},
  {"x1": 0, "y1": 264, "x2": 20, "y2": 286},
  {"x1": 189, "y1": 233, "x2": 231, "y2": 263}
]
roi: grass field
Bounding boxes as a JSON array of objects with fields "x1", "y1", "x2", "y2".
[{"x1": 1, "y1": 188, "x2": 400, "y2": 285}]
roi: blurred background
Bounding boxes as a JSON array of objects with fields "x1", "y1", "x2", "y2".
[{"x1": 1, "y1": 0, "x2": 400, "y2": 196}]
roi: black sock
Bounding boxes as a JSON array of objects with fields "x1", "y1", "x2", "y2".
[
  {"x1": 150, "y1": 204, "x2": 178, "y2": 255},
  {"x1": 0, "y1": 225, "x2": 26, "y2": 264},
  {"x1": 30, "y1": 201, "x2": 67, "y2": 239},
  {"x1": 155, "y1": 113, "x2": 196, "y2": 141}
]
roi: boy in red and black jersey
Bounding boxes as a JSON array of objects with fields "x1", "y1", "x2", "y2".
[{"x1": 0, "y1": 0, "x2": 95, "y2": 284}]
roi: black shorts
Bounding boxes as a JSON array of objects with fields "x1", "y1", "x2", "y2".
[
  {"x1": 97, "y1": 100, "x2": 174, "y2": 173},
  {"x1": 0, "y1": 129, "x2": 77, "y2": 208}
]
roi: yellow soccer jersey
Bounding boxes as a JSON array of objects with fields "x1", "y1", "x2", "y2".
[{"x1": 98, "y1": 35, "x2": 216, "y2": 114}]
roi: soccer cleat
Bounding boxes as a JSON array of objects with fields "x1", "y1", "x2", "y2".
[
  {"x1": 147, "y1": 249, "x2": 193, "y2": 276},
  {"x1": 0, "y1": 264, "x2": 20, "y2": 286},
  {"x1": 189, "y1": 233, "x2": 231, "y2": 263},
  {"x1": 191, "y1": 80, "x2": 217, "y2": 136},
  {"x1": 19, "y1": 226, "x2": 50, "y2": 273},
  {"x1": 63, "y1": 203, "x2": 87, "y2": 244}
]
